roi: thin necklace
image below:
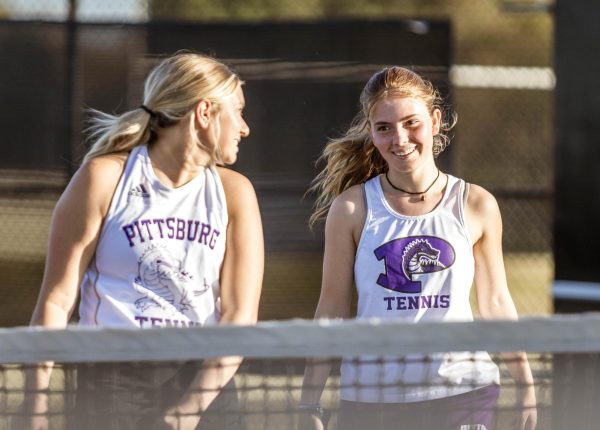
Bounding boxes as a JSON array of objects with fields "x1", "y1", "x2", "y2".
[{"x1": 385, "y1": 169, "x2": 441, "y2": 201}]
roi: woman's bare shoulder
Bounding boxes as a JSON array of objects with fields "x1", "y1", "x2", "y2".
[
  {"x1": 326, "y1": 183, "x2": 368, "y2": 239},
  {"x1": 215, "y1": 166, "x2": 258, "y2": 215},
  {"x1": 74, "y1": 151, "x2": 125, "y2": 173},
  {"x1": 466, "y1": 183, "x2": 500, "y2": 216},
  {"x1": 215, "y1": 166, "x2": 255, "y2": 197},
  {"x1": 63, "y1": 152, "x2": 129, "y2": 211}
]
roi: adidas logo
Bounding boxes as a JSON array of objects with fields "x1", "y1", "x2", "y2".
[{"x1": 128, "y1": 184, "x2": 150, "y2": 198}]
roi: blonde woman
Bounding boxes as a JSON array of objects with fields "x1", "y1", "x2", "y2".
[
  {"x1": 15, "y1": 52, "x2": 263, "y2": 430},
  {"x1": 299, "y1": 67, "x2": 536, "y2": 430}
]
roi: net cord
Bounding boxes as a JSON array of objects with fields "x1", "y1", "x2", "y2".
[{"x1": 0, "y1": 313, "x2": 599, "y2": 364}]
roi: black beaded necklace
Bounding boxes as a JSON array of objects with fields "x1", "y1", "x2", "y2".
[{"x1": 385, "y1": 169, "x2": 441, "y2": 201}]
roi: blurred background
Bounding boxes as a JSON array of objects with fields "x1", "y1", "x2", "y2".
[{"x1": 0, "y1": 0, "x2": 557, "y2": 326}]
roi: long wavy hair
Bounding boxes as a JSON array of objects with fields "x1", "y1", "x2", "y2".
[
  {"x1": 83, "y1": 51, "x2": 241, "y2": 164},
  {"x1": 307, "y1": 66, "x2": 456, "y2": 227}
]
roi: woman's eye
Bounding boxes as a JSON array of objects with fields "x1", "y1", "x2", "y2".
[{"x1": 376, "y1": 126, "x2": 389, "y2": 132}]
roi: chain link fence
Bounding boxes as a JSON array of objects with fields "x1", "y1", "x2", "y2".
[{"x1": 0, "y1": 0, "x2": 554, "y2": 326}]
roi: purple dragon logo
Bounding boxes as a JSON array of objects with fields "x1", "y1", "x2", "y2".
[
  {"x1": 133, "y1": 244, "x2": 209, "y2": 314},
  {"x1": 374, "y1": 236, "x2": 455, "y2": 293}
]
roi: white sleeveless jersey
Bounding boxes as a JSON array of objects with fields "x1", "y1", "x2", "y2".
[
  {"x1": 340, "y1": 174, "x2": 499, "y2": 403},
  {"x1": 78, "y1": 144, "x2": 227, "y2": 328}
]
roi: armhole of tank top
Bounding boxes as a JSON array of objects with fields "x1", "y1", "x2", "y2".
[
  {"x1": 463, "y1": 181, "x2": 470, "y2": 207},
  {"x1": 354, "y1": 182, "x2": 370, "y2": 260},
  {"x1": 80, "y1": 151, "x2": 131, "y2": 325},
  {"x1": 89, "y1": 256, "x2": 102, "y2": 325},
  {"x1": 361, "y1": 182, "x2": 368, "y2": 212},
  {"x1": 211, "y1": 166, "x2": 230, "y2": 226},
  {"x1": 459, "y1": 181, "x2": 473, "y2": 246},
  {"x1": 96, "y1": 150, "x2": 133, "y2": 243}
]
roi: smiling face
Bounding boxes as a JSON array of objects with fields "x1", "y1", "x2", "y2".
[
  {"x1": 368, "y1": 96, "x2": 440, "y2": 174},
  {"x1": 212, "y1": 85, "x2": 250, "y2": 165}
]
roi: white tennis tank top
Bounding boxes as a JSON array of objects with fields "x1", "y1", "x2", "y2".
[
  {"x1": 340, "y1": 174, "x2": 499, "y2": 403},
  {"x1": 78, "y1": 144, "x2": 227, "y2": 328}
]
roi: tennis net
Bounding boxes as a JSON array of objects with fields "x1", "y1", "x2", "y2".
[{"x1": 1, "y1": 313, "x2": 600, "y2": 430}]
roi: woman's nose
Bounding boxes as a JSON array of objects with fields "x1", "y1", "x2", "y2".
[
  {"x1": 241, "y1": 119, "x2": 250, "y2": 137},
  {"x1": 392, "y1": 127, "x2": 408, "y2": 145}
]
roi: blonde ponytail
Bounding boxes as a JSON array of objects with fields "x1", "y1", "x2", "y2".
[
  {"x1": 83, "y1": 108, "x2": 153, "y2": 163},
  {"x1": 82, "y1": 51, "x2": 241, "y2": 164},
  {"x1": 307, "y1": 115, "x2": 386, "y2": 228}
]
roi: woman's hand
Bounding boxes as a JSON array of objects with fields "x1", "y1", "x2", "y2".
[
  {"x1": 515, "y1": 385, "x2": 537, "y2": 430},
  {"x1": 158, "y1": 404, "x2": 201, "y2": 430},
  {"x1": 10, "y1": 392, "x2": 49, "y2": 430},
  {"x1": 10, "y1": 414, "x2": 49, "y2": 430},
  {"x1": 297, "y1": 411, "x2": 325, "y2": 430}
]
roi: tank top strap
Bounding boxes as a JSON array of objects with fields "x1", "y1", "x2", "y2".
[
  {"x1": 363, "y1": 176, "x2": 384, "y2": 221},
  {"x1": 438, "y1": 174, "x2": 469, "y2": 234},
  {"x1": 129, "y1": 144, "x2": 146, "y2": 163},
  {"x1": 103, "y1": 145, "x2": 146, "y2": 222},
  {"x1": 120, "y1": 144, "x2": 146, "y2": 180}
]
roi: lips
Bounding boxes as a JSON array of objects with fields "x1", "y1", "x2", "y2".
[{"x1": 391, "y1": 146, "x2": 416, "y2": 158}]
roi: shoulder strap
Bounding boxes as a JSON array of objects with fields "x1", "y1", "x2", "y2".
[
  {"x1": 463, "y1": 181, "x2": 470, "y2": 208},
  {"x1": 361, "y1": 182, "x2": 368, "y2": 212}
]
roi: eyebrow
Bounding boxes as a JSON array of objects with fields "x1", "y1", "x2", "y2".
[{"x1": 372, "y1": 113, "x2": 419, "y2": 126}]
